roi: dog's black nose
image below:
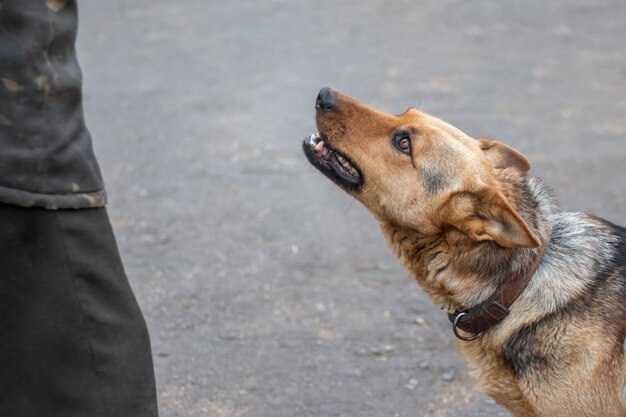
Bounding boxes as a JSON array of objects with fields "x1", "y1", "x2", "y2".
[{"x1": 315, "y1": 87, "x2": 336, "y2": 112}]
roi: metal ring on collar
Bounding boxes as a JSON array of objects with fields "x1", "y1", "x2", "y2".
[{"x1": 452, "y1": 312, "x2": 482, "y2": 341}]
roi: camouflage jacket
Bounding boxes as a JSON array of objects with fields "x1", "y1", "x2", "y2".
[{"x1": 0, "y1": 0, "x2": 106, "y2": 209}]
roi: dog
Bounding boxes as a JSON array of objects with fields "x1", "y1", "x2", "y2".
[{"x1": 302, "y1": 88, "x2": 626, "y2": 417}]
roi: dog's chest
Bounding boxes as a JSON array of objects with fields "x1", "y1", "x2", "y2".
[{"x1": 456, "y1": 342, "x2": 536, "y2": 415}]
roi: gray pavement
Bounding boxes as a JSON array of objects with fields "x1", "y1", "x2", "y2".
[{"x1": 77, "y1": 1, "x2": 626, "y2": 416}]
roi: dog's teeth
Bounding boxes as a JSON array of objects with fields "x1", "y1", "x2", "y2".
[{"x1": 315, "y1": 140, "x2": 325, "y2": 151}]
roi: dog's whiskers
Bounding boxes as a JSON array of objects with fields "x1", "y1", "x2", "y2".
[{"x1": 344, "y1": 198, "x2": 356, "y2": 214}]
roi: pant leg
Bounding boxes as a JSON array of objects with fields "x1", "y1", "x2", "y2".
[{"x1": 0, "y1": 204, "x2": 158, "y2": 417}]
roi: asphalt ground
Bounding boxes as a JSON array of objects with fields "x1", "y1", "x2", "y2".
[{"x1": 78, "y1": 1, "x2": 626, "y2": 416}]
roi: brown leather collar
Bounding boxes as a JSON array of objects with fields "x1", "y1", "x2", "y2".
[{"x1": 447, "y1": 241, "x2": 549, "y2": 341}]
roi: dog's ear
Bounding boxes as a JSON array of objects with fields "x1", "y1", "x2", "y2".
[
  {"x1": 449, "y1": 190, "x2": 541, "y2": 248},
  {"x1": 477, "y1": 138, "x2": 531, "y2": 173}
]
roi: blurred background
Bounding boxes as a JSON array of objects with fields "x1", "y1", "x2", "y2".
[{"x1": 78, "y1": 1, "x2": 625, "y2": 416}]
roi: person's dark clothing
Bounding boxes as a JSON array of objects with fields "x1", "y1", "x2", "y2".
[
  {"x1": 0, "y1": 1, "x2": 159, "y2": 416},
  {"x1": 0, "y1": 0, "x2": 106, "y2": 209},
  {"x1": 0, "y1": 204, "x2": 159, "y2": 417}
]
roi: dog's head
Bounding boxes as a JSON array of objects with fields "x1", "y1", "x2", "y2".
[{"x1": 303, "y1": 88, "x2": 540, "y2": 249}]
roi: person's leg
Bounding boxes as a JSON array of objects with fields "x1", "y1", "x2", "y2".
[{"x1": 0, "y1": 203, "x2": 158, "y2": 417}]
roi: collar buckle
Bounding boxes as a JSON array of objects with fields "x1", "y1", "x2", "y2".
[{"x1": 452, "y1": 312, "x2": 482, "y2": 341}]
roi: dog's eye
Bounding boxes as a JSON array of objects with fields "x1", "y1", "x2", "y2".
[{"x1": 393, "y1": 134, "x2": 412, "y2": 155}]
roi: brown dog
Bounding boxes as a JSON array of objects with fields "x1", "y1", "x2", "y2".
[{"x1": 303, "y1": 88, "x2": 626, "y2": 417}]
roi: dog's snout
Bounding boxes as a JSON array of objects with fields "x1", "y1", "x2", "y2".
[{"x1": 316, "y1": 87, "x2": 337, "y2": 112}]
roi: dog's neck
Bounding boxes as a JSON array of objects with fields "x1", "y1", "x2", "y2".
[{"x1": 380, "y1": 170, "x2": 555, "y2": 312}]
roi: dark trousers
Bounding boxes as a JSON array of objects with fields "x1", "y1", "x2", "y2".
[{"x1": 0, "y1": 204, "x2": 158, "y2": 417}]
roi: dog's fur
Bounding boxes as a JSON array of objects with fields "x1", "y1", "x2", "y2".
[{"x1": 303, "y1": 89, "x2": 626, "y2": 417}]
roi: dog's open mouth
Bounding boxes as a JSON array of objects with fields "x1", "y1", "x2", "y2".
[{"x1": 302, "y1": 133, "x2": 362, "y2": 191}]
